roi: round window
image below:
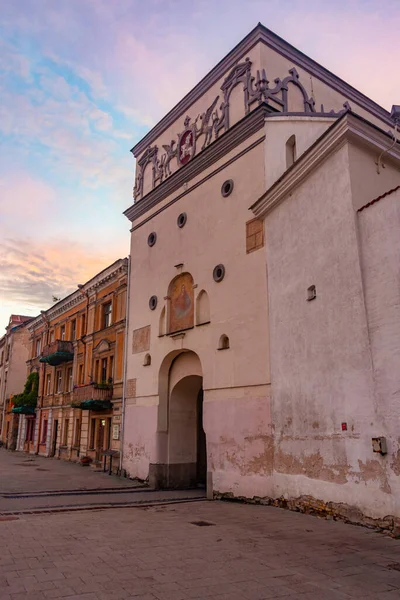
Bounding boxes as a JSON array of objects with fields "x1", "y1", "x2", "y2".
[
  {"x1": 147, "y1": 232, "x2": 157, "y2": 247},
  {"x1": 149, "y1": 295, "x2": 158, "y2": 310},
  {"x1": 177, "y1": 212, "x2": 187, "y2": 228},
  {"x1": 213, "y1": 264, "x2": 225, "y2": 283},
  {"x1": 221, "y1": 179, "x2": 234, "y2": 197}
]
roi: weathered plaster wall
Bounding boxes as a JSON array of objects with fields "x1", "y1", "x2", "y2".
[
  {"x1": 264, "y1": 143, "x2": 396, "y2": 519},
  {"x1": 6, "y1": 327, "x2": 31, "y2": 398},
  {"x1": 124, "y1": 137, "x2": 271, "y2": 485},
  {"x1": 358, "y1": 188, "x2": 400, "y2": 513}
]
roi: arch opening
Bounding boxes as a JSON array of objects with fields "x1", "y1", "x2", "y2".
[{"x1": 151, "y1": 350, "x2": 206, "y2": 490}]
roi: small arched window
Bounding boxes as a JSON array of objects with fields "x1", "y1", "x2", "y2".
[
  {"x1": 218, "y1": 334, "x2": 230, "y2": 350},
  {"x1": 143, "y1": 353, "x2": 151, "y2": 366},
  {"x1": 286, "y1": 134, "x2": 296, "y2": 169}
]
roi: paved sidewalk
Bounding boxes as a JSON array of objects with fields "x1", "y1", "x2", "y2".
[
  {"x1": 1, "y1": 501, "x2": 400, "y2": 599},
  {"x1": 0, "y1": 449, "x2": 205, "y2": 514},
  {"x1": 0, "y1": 448, "x2": 136, "y2": 493}
]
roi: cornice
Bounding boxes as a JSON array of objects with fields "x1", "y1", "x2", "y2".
[
  {"x1": 131, "y1": 23, "x2": 391, "y2": 157},
  {"x1": 125, "y1": 103, "x2": 272, "y2": 223},
  {"x1": 28, "y1": 259, "x2": 128, "y2": 327},
  {"x1": 251, "y1": 112, "x2": 400, "y2": 218}
]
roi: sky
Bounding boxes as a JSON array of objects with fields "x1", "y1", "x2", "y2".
[{"x1": 1, "y1": 0, "x2": 399, "y2": 333}]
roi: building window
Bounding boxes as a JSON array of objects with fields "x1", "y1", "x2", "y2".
[
  {"x1": 78, "y1": 364, "x2": 84, "y2": 385},
  {"x1": 103, "y1": 302, "x2": 112, "y2": 328},
  {"x1": 50, "y1": 330, "x2": 55, "y2": 343},
  {"x1": 63, "y1": 419, "x2": 69, "y2": 445},
  {"x1": 46, "y1": 373, "x2": 52, "y2": 396},
  {"x1": 35, "y1": 338, "x2": 41, "y2": 357},
  {"x1": 109, "y1": 355, "x2": 114, "y2": 381},
  {"x1": 6, "y1": 344, "x2": 10, "y2": 361},
  {"x1": 70, "y1": 319, "x2": 76, "y2": 341},
  {"x1": 101, "y1": 358, "x2": 107, "y2": 383},
  {"x1": 81, "y1": 314, "x2": 86, "y2": 337},
  {"x1": 25, "y1": 419, "x2": 34, "y2": 442},
  {"x1": 56, "y1": 371, "x2": 62, "y2": 393},
  {"x1": 89, "y1": 419, "x2": 96, "y2": 449},
  {"x1": 41, "y1": 419, "x2": 48, "y2": 444},
  {"x1": 0, "y1": 351, "x2": 3, "y2": 365},
  {"x1": 67, "y1": 367, "x2": 73, "y2": 392},
  {"x1": 74, "y1": 418, "x2": 81, "y2": 447},
  {"x1": 60, "y1": 325, "x2": 66, "y2": 340}
]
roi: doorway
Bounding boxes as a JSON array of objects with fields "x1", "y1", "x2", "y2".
[
  {"x1": 168, "y1": 374, "x2": 206, "y2": 488},
  {"x1": 51, "y1": 420, "x2": 58, "y2": 457},
  {"x1": 94, "y1": 417, "x2": 111, "y2": 462}
]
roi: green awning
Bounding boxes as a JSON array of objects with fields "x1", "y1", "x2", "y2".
[
  {"x1": 39, "y1": 351, "x2": 74, "y2": 366},
  {"x1": 79, "y1": 400, "x2": 113, "y2": 411},
  {"x1": 12, "y1": 406, "x2": 36, "y2": 415}
]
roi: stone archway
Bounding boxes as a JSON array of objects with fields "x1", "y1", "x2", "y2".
[{"x1": 150, "y1": 350, "x2": 206, "y2": 490}]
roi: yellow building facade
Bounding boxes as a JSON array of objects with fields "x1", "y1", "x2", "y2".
[{"x1": 23, "y1": 259, "x2": 128, "y2": 472}]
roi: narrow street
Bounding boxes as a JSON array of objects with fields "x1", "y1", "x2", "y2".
[
  {"x1": 0, "y1": 450, "x2": 205, "y2": 514},
  {"x1": 1, "y1": 450, "x2": 400, "y2": 599}
]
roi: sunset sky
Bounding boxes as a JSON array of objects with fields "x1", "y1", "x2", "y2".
[{"x1": 1, "y1": 0, "x2": 399, "y2": 333}]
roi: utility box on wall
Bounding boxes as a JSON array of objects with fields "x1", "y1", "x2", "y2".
[{"x1": 372, "y1": 437, "x2": 387, "y2": 455}]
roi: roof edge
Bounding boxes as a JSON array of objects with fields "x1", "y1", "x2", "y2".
[
  {"x1": 251, "y1": 111, "x2": 400, "y2": 218},
  {"x1": 131, "y1": 23, "x2": 392, "y2": 158}
]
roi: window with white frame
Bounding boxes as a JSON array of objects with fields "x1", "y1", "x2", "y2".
[
  {"x1": 56, "y1": 370, "x2": 62, "y2": 393},
  {"x1": 46, "y1": 373, "x2": 52, "y2": 396},
  {"x1": 67, "y1": 367, "x2": 73, "y2": 392}
]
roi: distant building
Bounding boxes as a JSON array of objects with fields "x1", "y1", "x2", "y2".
[
  {"x1": 22, "y1": 259, "x2": 128, "y2": 470},
  {"x1": 0, "y1": 315, "x2": 33, "y2": 449},
  {"x1": 122, "y1": 24, "x2": 400, "y2": 528}
]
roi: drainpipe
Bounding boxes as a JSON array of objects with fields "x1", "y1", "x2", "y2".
[{"x1": 119, "y1": 256, "x2": 131, "y2": 476}]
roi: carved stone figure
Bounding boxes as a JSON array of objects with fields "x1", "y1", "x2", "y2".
[
  {"x1": 195, "y1": 95, "x2": 219, "y2": 149},
  {"x1": 161, "y1": 141, "x2": 177, "y2": 177},
  {"x1": 133, "y1": 58, "x2": 346, "y2": 197}
]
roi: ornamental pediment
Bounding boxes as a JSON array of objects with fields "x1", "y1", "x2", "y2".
[
  {"x1": 132, "y1": 57, "x2": 350, "y2": 202},
  {"x1": 94, "y1": 339, "x2": 111, "y2": 354}
]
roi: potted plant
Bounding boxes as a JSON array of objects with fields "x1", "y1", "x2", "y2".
[{"x1": 80, "y1": 455, "x2": 92, "y2": 466}]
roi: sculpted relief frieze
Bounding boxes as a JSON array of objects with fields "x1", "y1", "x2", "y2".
[{"x1": 133, "y1": 58, "x2": 351, "y2": 200}]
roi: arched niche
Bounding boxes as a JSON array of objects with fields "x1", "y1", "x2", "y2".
[
  {"x1": 159, "y1": 306, "x2": 166, "y2": 336},
  {"x1": 286, "y1": 134, "x2": 296, "y2": 169},
  {"x1": 168, "y1": 272, "x2": 194, "y2": 334},
  {"x1": 218, "y1": 334, "x2": 230, "y2": 350},
  {"x1": 196, "y1": 290, "x2": 210, "y2": 325}
]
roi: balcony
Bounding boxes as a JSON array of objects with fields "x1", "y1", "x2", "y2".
[
  {"x1": 39, "y1": 340, "x2": 74, "y2": 366},
  {"x1": 72, "y1": 383, "x2": 113, "y2": 411}
]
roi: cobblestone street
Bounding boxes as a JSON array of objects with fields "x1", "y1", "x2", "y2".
[{"x1": 1, "y1": 452, "x2": 400, "y2": 599}]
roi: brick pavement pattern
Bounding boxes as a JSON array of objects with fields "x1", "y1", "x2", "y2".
[
  {"x1": 1, "y1": 500, "x2": 400, "y2": 600},
  {"x1": 0, "y1": 449, "x2": 136, "y2": 494}
]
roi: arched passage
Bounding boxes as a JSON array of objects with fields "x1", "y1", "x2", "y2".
[{"x1": 150, "y1": 350, "x2": 206, "y2": 489}]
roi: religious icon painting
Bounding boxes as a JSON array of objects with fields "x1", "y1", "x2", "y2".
[
  {"x1": 177, "y1": 121, "x2": 196, "y2": 166},
  {"x1": 168, "y1": 272, "x2": 194, "y2": 333}
]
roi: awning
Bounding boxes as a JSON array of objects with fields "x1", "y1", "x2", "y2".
[
  {"x1": 79, "y1": 400, "x2": 113, "y2": 411},
  {"x1": 11, "y1": 406, "x2": 36, "y2": 415}
]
